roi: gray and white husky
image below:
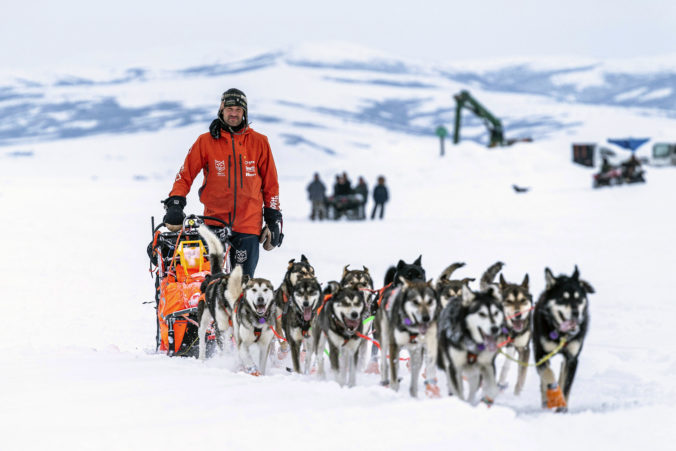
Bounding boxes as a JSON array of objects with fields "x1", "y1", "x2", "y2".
[
  {"x1": 196, "y1": 225, "x2": 242, "y2": 360},
  {"x1": 232, "y1": 275, "x2": 277, "y2": 375},
  {"x1": 310, "y1": 287, "x2": 367, "y2": 387},
  {"x1": 375, "y1": 278, "x2": 439, "y2": 397},
  {"x1": 437, "y1": 264, "x2": 507, "y2": 405},
  {"x1": 479, "y1": 262, "x2": 533, "y2": 395},
  {"x1": 533, "y1": 266, "x2": 594, "y2": 411}
]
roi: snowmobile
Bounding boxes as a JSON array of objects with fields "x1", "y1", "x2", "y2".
[
  {"x1": 593, "y1": 166, "x2": 624, "y2": 188},
  {"x1": 147, "y1": 214, "x2": 231, "y2": 357},
  {"x1": 326, "y1": 193, "x2": 365, "y2": 220}
]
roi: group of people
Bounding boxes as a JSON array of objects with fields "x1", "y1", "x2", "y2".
[{"x1": 307, "y1": 172, "x2": 389, "y2": 221}]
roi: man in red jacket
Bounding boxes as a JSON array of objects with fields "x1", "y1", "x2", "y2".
[{"x1": 162, "y1": 88, "x2": 282, "y2": 276}]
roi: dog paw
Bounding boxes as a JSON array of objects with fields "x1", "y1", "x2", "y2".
[
  {"x1": 245, "y1": 366, "x2": 261, "y2": 377},
  {"x1": 545, "y1": 384, "x2": 567, "y2": 410},
  {"x1": 424, "y1": 379, "x2": 441, "y2": 398},
  {"x1": 481, "y1": 396, "x2": 494, "y2": 407},
  {"x1": 379, "y1": 379, "x2": 390, "y2": 388},
  {"x1": 364, "y1": 360, "x2": 380, "y2": 374},
  {"x1": 277, "y1": 348, "x2": 290, "y2": 361},
  {"x1": 498, "y1": 382, "x2": 509, "y2": 391}
]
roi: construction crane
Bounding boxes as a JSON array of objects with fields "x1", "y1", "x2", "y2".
[{"x1": 452, "y1": 90, "x2": 505, "y2": 147}]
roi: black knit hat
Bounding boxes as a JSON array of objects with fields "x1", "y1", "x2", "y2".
[{"x1": 221, "y1": 88, "x2": 247, "y2": 119}]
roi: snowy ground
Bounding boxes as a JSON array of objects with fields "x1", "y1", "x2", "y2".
[{"x1": 2, "y1": 60, "x2": 676, "y2": 450}]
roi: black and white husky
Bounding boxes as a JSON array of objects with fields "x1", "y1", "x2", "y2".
[
  {"x1": 340, "y1": 265, "x2": 375, "y2": 370},
  {"x1": 196, "y1": 226, "x2": 243, "y2": 360},
  {"x1": 437, "y1": 265, "x2": 507, "y2": 405},
  {"x1": 232, "y1": 275, "x2": 277, "y2": 376},
  {"x1": 376, "y1": 278, "x2": 439, "y2": 397},
  {"x1": 282, "y1": 277, "x2": 322, "y2": 374},
  {"x1": 310, "y1": 288, "x2": 367, "y2": 387},
  {"x1": 533, "y1": 266, "x2": 594, "y2": 411}
]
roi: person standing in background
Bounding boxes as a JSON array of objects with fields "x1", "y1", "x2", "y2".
[{"x1": 371, "y1": 175, "x2": 389, "y2": 220}]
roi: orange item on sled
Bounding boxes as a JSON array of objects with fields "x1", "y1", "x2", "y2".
[{"x1": 157, "y1": 238, "x2": 214, "y2": 353}]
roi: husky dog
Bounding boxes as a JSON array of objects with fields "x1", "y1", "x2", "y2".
[
  {"x1": 376, "y1": 278, "x2": 439, "y2": 397},
  {"x1": 340, "y1": 265, "x2": 376, "y2": 370},
  {"x1": 533, "y1": 266, "x2": 594, "y2": 411},
  {"x1": 370, "y1": 256, "x2": 427, "y2": 366},
  {"x1": 273, "y1": 255, "x2": 316, "y2": 355},
  {"x1": 322, "y1": 280, "x2": 341, "y2": 297},
  {"x1": 436, "y1": 262, "x2": 475, "y2": 309},
  {"x1": 437, "y1": 266, "x2": 507, "y2": 405},
  {"x1": 311, "y1": 287, "x2": 367, "y2": 387},
  {"x1": 496, "y1": 272, "x2": 533, "y2": 395},
  {"x1": 282, "y1": 277, "x2": 322, "y2": 373},
  {"x1": 232, "y1": 275, "x2": 277, "y2": 375},
  {"x1": 196, "y1": 226, "x2": 243, "y2": 360}
]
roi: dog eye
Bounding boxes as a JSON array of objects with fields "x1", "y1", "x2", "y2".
[{"x1": 478, "y1": 312, "x2": 487, "y2": 318}]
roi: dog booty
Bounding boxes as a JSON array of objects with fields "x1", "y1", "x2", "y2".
[{"x1": 546, "y1": 383, "x2": 567, "y2": 410}]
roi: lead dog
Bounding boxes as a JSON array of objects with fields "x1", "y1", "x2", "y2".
[
  {"x1": 282, "y1": 277, "x2": 322, "y2": 374},
  {"x1": 310, "y1": 287, "x2": 367, "y2": 387},
  {"x1": 533, "y1": 266, "x2": 594, "y2": 411},
  {"x1": 376, "y1": 278, "x2": 439, "y2": 397},
  {"x1": 232, "y1": 275, "x2": 277, "y2": 375},
  {"x1": 196, "y1": 226, "x2": 243, "y2": 360},
  {"x1": 437, "y1": 263, "x2": 507, "y2": 405}
]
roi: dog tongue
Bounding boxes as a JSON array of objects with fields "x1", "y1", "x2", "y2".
[
  {"x1": 559, "y1": 319, "x2": 578, "y2": 332},
  {"x1": 485, "y1": 337, "x2": 498, "y2": 352},
  {"x1": 512, "y1": 319, "x2": 525, "y2": 332},
  {"x1": 303, "y1": 307, "x2": 312, "y2": 321}
]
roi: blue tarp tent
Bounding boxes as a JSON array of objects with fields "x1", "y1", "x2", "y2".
[{"x1": 607, "y1": 138, "x2": 650, "y2": 153}]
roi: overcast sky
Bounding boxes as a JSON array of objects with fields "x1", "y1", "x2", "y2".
[{"x1": 3, "y1": 0, "x2": 676, "y2": 71}]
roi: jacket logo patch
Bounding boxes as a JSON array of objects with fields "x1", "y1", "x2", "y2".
[
  {"x1": 245, "y1": 160, "x2": 256, "y2": 177},
  {"x1": 215, "y1": 159, "x2": 226, "y2": 177}
]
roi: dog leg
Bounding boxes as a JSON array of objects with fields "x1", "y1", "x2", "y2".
[
  {"x1": 259, "y1": 335, "x2": 274, "y2": 376},
  {"x1": 348, "y1": 349, "x2": 359, "y2": 387},
  {"x1": 198, "y1": 312, "x2": 213, "y2": 360},
  {"x1": 466, "y1": 372, "x2": 481, "y2": 404},
  {"x1": 479, "y1": 363, "x2": 499, "y2": 406},
  {"x1": 498, "y1": 346, "x2": 514, "y2": 390},
  {"x1": 378, "y1": 322, "x2": 389, "y2": 385},
  {"x1": 315, "y1": 334, "x2": 326, "y2": 379},
  {"x1": 514, "y1": 345, "x2": 530, "y2": 396},
  {"x1": 238, "y1": 340, "x2": 258, "y2": 375},
  {"x1": 328, "y1": 342, "x2": 341, "y2": 385},
  {"x1": 389, "y1": 342, "x2": 400, "y2": 392},
  {"x1": 303, "y1": 337, "x2": 313, "y2": 375},
  {"x1": 409, "y1": 346, "x2": 423, "y2": 397},
  {"x1": 561, "y1": 355, "x2": 578, "y2": 406},
  {"x1": 290, "y1": 338, "x2": 302, "y2": 374}
]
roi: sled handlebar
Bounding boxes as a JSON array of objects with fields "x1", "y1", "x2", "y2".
[{"x1": 153, "y1": 214, "x2": 231, "y2": 234}]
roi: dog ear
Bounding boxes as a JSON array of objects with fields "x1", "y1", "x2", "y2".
[
  {"x1": 461, "y1": 284, "x2": 475, "y2": 307},
  {"x1": 462, "y1": 277, "x2": 475, "y2": 285},
  {"x1": 487, "y1": 284, "x2": 502, "y2": 301},
  {"x1": 287, "y1": 258, "x2": 295, "y2": 269},
  {"x1": 362, "y1": 265, "x2": 369, "y2": 274},
  {"x1": 396, "y1": 260, "x2": 405, "y2": 270},
  {"x1": 580, "y1": 280, "x2": 595, "y2": 294},
  {"x1": 572, "y1": 265, "x2": 580, "y2": 280},
  {"x1": 301, "y1": 254, "x2": 309, "y2": 263},
  {"x1": 499, "y1": 273, "x2": 507, "y2": 289},
  {"x1": 544, "y1": 268, "x2": 556, "y2": 289},
  {"x1": 241, "y1": 274, "x2": 250, "y2": 286},
  {"x1": 414, "y1": 255, "x2": 422, "y2": 266},
  {"x1": 342, "y1": 264, "x2": 350, "y2": 278},
  {"x1": 521, "y1": 273, "x2": 529, "y2": 289}
]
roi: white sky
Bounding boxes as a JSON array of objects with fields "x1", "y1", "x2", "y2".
[{"x1": 2, "y1": 0, "x2": 676, "y2": 71}]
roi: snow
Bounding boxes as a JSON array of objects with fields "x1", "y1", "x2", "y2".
[{"x1": 2, "y1": 49, "x2": 676, "y2": 451}]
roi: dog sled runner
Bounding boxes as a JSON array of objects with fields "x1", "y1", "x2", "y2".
[{"x1": 147, "y1": 215, "x2": 231, "y2": 357}]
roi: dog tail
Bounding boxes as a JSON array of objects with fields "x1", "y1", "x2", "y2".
[
  {"x1": 225, "y1": 265, "x2": 244, "y2": 310},
  {"x1": 198, "y1": 225, "x2": 225, "y2": 275},
  {"x1": 479, "y1": 261, "x2": 504, "y2": 291},
  {"x1": 436, "y1": 262, "x2": 465, "y2": 287}
]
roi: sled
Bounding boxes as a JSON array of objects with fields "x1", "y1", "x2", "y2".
[{"x1": 147, "y1": 215, "x2": 231, "y2": 357}]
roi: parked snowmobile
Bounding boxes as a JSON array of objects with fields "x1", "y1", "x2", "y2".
[{"x1": 147, "y1": 214, "x2": 231, "y2": 357}]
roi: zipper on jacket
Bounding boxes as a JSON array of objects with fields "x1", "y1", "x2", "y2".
[
  {"x1": 239, "y1": 154, "x2": 243, "y2": 189},
  {"x1": 228, "y1": 156, "x2": 231, "y2": 188},
  {"x1": 230, "y1": 133, "x2": 237, "y2": 228}
]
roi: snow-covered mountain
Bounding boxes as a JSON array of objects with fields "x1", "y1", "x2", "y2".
[{"x1": 2, "y1": 43, "x2": 676, "y2": 451}]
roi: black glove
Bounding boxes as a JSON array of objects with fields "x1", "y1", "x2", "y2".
[
  {"x1": 209, "y1": 118, "x2": 222, "y2": 139},
  {"x1": 263, "y1": 207, "x2": 283, "y2": 248},
  {"x1": 162, "y1": 196, "x2": 186, "y2": 226}
]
